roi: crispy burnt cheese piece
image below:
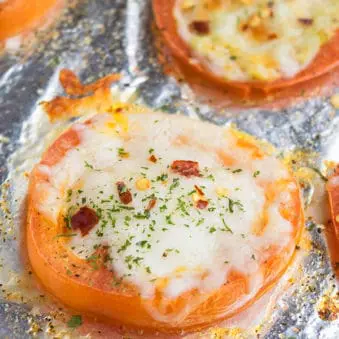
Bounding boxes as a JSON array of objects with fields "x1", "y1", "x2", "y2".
[
  {"x1": 27, "y1": 108, "x2": 304, "y2": 330},
  {"x1": 172, "y1": 0, "x2": 339, "y2": 82}
]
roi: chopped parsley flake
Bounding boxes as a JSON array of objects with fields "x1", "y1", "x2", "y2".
[
  {"x1": 118, "y1": 205, "x2": 135, "y2": 210},
  {"x1": 165, "y1": 215, "x2": 174, "y2": 225},
  {"x1": 253, "y1": 170, "x2": 260, "y2": 178},
  {"x1": 84, "y1": 161, "x2": 101, "y2": 172},
  {"x1": 169, "y1": 178, "x2": 180, "y2": 192},
  {"x1": 118, "y1": 239, "x2": 132, "y2": 253},
  {"x1": 54, "y1": 233, "x2": 77, "y2": 239},
  {"x1": 176, "y1": 197, "x2": 189, "y2": 216},
  {"x1": 66, "y1": 189, "x2": 73, "y2": 202},
  {"x1": 136, "y1": 240, "x2": 151, "y2": 249},
  {"x1": 87, "y1": 254, "x2": 99, "y2": 270},
  {"x1": 307, "y1": 222, "x2": 316, "y2": 232},
  {"x1": 134, "y1": 211, "x2": 150, "y2": 220},
  {"x1": 222, "y1": 218, "x2": 233, "y2": 233},
  {"x1": 84, "y1": 161, "x2": 94, "y2": 170},
  {"x1": 67, "y1": 315, "x2": 82, "y2": 328},
  {"x1": 117, "y1": 148, "x2": 129, "y2": 157},
  {"x1": 227, "y1": 197, "x2": 244, "y2": 213},
  {"x1": 156, "y1": 173, "x2": 168, "y2": 182},
  {"x1": 163, "y1": 248, "x2": 180, "y2": 257},
  {"x1": 196, "y1": 218, "x2": 204, "y2": 226},
  {"x1": 209, "y1": 226, "x2": 217, "y2": 233},
  {"x1": 125, "y1": 255, "x2": 143, "y2": 269},
  {"x1": 207, "y1": 174, "x2": 215, "y2": 181}
]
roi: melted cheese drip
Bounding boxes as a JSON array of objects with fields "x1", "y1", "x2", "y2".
[
  {"x1": 174, "y1": 0, "x2": 339, "y2": 81},
  {"x1": 34, "y1": 112, "x2": 298, "y2": 322}
]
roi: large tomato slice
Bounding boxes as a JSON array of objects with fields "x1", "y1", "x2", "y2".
[
  {"x1": 0, "y1": 0, "x2": 62, "y2": 41},
  {"x1": 27, "y1": 113, "x2": 304, "y2": 332}
]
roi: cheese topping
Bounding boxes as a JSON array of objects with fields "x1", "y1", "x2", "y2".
[
  {"x1": 34, "y1": 112, "x2": 300, "y2": 322},
  {"x1": 174, "y1": 0, "x2": 339, "y2": 81}
]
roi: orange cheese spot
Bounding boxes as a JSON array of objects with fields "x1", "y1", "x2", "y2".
[
  {"x1": 236, "y1": 138, "x2": 264, "y2": 159},
  {"x1": 217, "y1": 150, "x2": 236, "y2": 166},
  {"x1": 252, "y1": 179, "x2": 300, "y2": 236}
]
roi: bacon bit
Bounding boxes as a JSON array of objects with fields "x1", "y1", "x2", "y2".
[
  {"x1": 194, "y1": 185, "x2": 204, "y2": 196},
  {"x1": 192, "y1": 185, "x2": 208, "y2": 209},
  {"x1": 171, "y1": 160, "x2": 200, "y2": 177},
  {"x1": 116, "y1": 181, "x2": 132, "y2": 204},
  {"x1": 298, "y1": 18, "x2": 313, "y2": 26},
  {"x1": 149, "y1": 154, "x2": 157, "y2": 163},
  {"x1": 196, "y1": 200, "x2": 208, "y2": 209},
  {"x1": 71, "y1": 207, "x2": 99, "y2": 236},
  {"x1": 268, "y1": 33, "x2": 278, "y2": 40},
  {"x1": 146, "y1": 198, "x2": 157, "y2": 211},
  {"x1": 189, "y1": 21, "x2": 210, "y2": 35},
  {"x1": 241, "y1": 23, "x2": 249, "y2": 32}
]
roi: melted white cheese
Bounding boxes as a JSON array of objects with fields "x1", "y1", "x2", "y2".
[
  {"x1": 35, "y1": 112, "x2": 299, "y2": 322},
  {"x1": 174, "y1": 0, "x2": 339, "y2": 81}
]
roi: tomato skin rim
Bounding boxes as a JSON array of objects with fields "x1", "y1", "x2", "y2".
[
  {"x1": 152, "y1": 0, "x2": 339, "y2": 94},
  {"x1": 27, "y1": 204, "x2": 304, "y2": 332},
  {"x1": 26, "y1": 116, "x2": 305, "y2": 332}
]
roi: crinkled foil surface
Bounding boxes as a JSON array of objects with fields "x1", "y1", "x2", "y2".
[{"x1": 0, "y1": 0, "x2": 339, "y2": 338}]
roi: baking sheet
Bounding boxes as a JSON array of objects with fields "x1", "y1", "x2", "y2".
[{"x1": 0, "y1": 0, "x2": 338, "y2": 338}]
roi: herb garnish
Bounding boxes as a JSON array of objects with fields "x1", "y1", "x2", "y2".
[
  {"x1": 67, "y1": 315, "x2": 82, "y2": 328},
  {"x1": 253, "y1": 170, "x2": 260, "y2": 178}
]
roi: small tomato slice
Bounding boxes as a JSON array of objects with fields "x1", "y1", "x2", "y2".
[
  {"x1": 152, "y1": 0, "x2": 339, "y2": 93},
  {"x1": 0, "y1": 0, "x2": 62, "y2": 41}
]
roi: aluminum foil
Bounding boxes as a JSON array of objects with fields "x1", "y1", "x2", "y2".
[{"x1": 0, "y1": 0, "x2": 339, "y2": 338}]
